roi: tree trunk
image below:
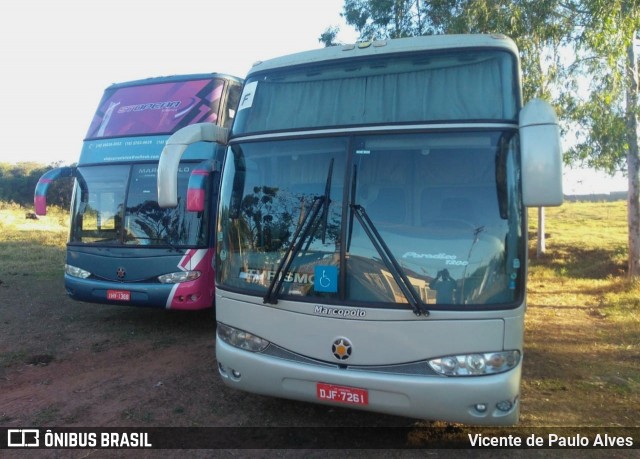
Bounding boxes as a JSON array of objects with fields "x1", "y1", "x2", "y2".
[
  {"x1": 626, "y1": 33, "x2": 640, "y2": 278},
  {"x1": 537, "y1": 207, "x2": 546, "y2": 258}
]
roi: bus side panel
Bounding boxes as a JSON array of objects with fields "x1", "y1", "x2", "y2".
[{"x1": 166, "y1": 248, "x2": 215, "y2": 309}]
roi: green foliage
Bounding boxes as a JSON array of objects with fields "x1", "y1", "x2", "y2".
[
  {"x1": 0, "y1": 162, "x2": 73, "y2": 209},
  {"x1": 342, "y1": 0, "x2": 428, "y2": 39},
  {"x1": 319, "y1": 26, "x2": 340, "y2": 47},
  {"x1": 562, "y1": 90, "x2": 629, "y2": 174},
  {"x1": 337, "y1": 1, "x2": 575, "y2": 101},
  {"x1": 559, "y1": 1, "x2": 640, "y2": 174}
]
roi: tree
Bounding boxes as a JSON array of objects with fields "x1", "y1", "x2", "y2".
[
  {"x1": 333, "y1": 1, "x2": 576, "y2": 99},
  {"x1": 320, "y1": 0, "x2": 429, "y2": 46},
  {"x1": 561, "y1": 0, "x2": 639, "y2": 276},
  {"x1": 319, "y1": 26, "x2": 341, "y2": 46},
  {"x1": 0, "y1": 162, "x2": 73, "y2": 208},
  {"x1": 342, "y1": 0, "x2": 428, "y2": 38}
]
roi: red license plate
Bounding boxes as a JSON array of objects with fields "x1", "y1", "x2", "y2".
[
  {"x1": 107, "y1": 289, "x2": 131, "y2": 301},
  {"x1": 316, "y1": 382, "x2": 369, "y2": 406}
]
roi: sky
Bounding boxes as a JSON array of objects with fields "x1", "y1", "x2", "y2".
[{"x1": 0, "y1": 0, "x2": 627, "y2": 195}]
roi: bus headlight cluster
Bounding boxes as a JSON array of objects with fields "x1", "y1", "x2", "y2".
[
  {"x1": 157, "y1": 270, "x2": 201, "y2": 284},
  {"x1": 65, "y1": 264, "x2": 91, "y2": 279},
  {"x1": 217, "y1": 323, "x2": 269, "y2": 352},
  {"x1": 428, "y1": 350, "x2": 520, "y2": 376}
]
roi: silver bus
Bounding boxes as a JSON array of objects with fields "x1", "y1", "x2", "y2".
[{"x1": 158, "y1": 34, "x2": 563, "y2": 425}]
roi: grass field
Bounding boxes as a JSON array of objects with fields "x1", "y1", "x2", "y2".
[
  {"x1": 0, "y1": 200, "x2": 638, "y2": 429},
  {"x1": 525, "y1": 201, "x2": 639, "y2": 426},
  {"x1": 0, "y1": 203, "x2": 68, "y2": 279}
]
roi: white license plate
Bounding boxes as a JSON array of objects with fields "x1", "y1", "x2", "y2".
[
  {"x1": 316, "y1": 382, "x2": 369, "y2": 406},
  {"x1": 107, "y1": 289, "x2": 131, "y2": 301}
]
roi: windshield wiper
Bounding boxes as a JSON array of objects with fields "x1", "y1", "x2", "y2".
[
  {"x1": 319, "y1": 159, "x2": 333, "y2": 244},
  {"x1": 263, "y1": 159, "x2": 334, "y2": 304},
  {"x1": 350, "y1": 205, "x2": 430, "y2": 316},
  {"x1": 349, "y1": 166, "x2": 429, "y2": 316},
  {"x1": 302, "y1": 158, "x2": 334, "y2": 252}
]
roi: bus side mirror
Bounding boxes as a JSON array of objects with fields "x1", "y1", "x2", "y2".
[
  {"x1": 519, "y1": 99, "x2": 563, "y2": 207},
  {"x1": 158, "y1": 123, "x2": 228, "y2": 208},
  {"x1": 34, "y1": 166, "x2": 75, "y2": 215}
]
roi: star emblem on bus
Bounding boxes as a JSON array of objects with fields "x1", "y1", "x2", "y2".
[{"x1": 332, "y1": 337, "x2": 352, "y2": 361}]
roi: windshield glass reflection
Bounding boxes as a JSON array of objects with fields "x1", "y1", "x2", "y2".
[
  {"x1": 70, "y1": 164, "x2": 209, "y2": 247},
  {"x1": 216, "y1": 131, "x2": 524, "y2": 310}
]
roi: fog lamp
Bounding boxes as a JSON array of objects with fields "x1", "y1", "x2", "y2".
[
  {"x1": 496, "y1": 400, "x2": 514, "y2": 412},
  {"x1": 475, "y1": 404, "x2": 488, "y2": 413}
]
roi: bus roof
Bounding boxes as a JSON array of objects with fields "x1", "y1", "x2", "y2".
[
  {"x1": 104, "y1": 72, "x2": 243, "y2": 90},
  {"x1": 248, "y1": 34, "x2": 519, "y2": 76}
]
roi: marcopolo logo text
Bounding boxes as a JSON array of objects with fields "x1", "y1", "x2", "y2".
[{"x1": 314, "y1": 305, "x2": 366, "y2": 318}]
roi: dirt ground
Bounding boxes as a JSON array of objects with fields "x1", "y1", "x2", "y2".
[
  {"x1": 0, "y1": 276, "x2": 424, "y2": 451},
  {"x1": 0, "y1": 274, "x2": 637, "y2": 456}
]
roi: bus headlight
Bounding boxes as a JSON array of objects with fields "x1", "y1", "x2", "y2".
[
  {"x1": 65, "y1": 264, "x2": 91, "y2": 279},
  {"x1": 428, "y1": 350, "x2": 520, "y2": 376},
  {"x1": 157, "y1": 270, "x2": 201, "y2": 284},
  {"x1": 217, "y1": 323, "x2": 269, "y2": 352}
]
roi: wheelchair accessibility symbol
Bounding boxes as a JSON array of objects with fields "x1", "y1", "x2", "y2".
[{"x1": 314, "y1": 265, "x2": 338, "y2": 293}]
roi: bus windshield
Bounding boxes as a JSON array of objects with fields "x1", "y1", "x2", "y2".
[
  {"x1": 233, "y1": 50, "x2": 517, "y2": 135},
  {"x1": 216, "y1": 130, "x2": 524, "y2": 310},
  {"x1": 71, "y1": 163, "x2": 208, "y2": 247}
]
